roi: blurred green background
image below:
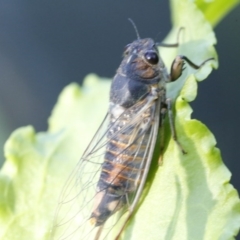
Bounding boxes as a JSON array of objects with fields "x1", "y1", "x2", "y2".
[{"x1": 0, "y1": 0, "x2": 239, "y2": 210}]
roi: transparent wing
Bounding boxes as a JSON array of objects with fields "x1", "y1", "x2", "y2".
[{"x1": 51, "y1": 95, "x2": 161, "y2": 240}]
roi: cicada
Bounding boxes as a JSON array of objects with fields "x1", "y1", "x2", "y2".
[{"x1": 51, "y1": 22, "x2": 213, "y2": 240}]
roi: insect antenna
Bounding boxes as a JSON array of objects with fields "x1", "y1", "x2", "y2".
[
  {"x1": 128, "y1": 18, "x2": 141, "y2": 40},
  {"x1": 153, "y1": 31, "x2": 162, "y2": 43}
]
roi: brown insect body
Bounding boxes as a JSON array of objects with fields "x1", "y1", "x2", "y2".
[{"x1": 90, "y1": 38, "x2": 166, "y2": 227}]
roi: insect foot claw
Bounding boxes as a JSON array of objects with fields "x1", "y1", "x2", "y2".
[{"x1": 182, "y1": 149, "x2": 187, "y2": 155}]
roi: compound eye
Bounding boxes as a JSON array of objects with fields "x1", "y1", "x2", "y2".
[{"x1": 144, "y1": 51, "x2": 159, "y2": 65}]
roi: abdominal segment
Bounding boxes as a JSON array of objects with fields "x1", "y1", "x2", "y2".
[{"x1": 90, "y1": 108, "x2": 152, "y2": 227}]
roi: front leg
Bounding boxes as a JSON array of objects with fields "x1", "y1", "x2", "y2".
[
  {"x1": 158, "y1": 98, "x2": 186, "y2": 165},
  {"x1": 166, "y1": 98, "x2": 187, "y2": 154},
  {"x1": 169, "y1": 55, "x2": 214, "y2": 81},
  {"x1": 159, "y1": 55, "x2": 214, "y2": 162},
  {"x1": 158, "y1": 103, "x2": 167, "y2": 165}
]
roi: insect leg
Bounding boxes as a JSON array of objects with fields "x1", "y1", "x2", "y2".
[
  {"x1": 158, "y1": 27, "x2": 184, "y2": 48},
  {"x1": 170, "y1": 55, "x2": 214, "y2": 81},
  {"x1": 94, "y1": 225, "x2": 104, "y2": 240},
  {"x1": 166, "y1": 98, "x2": 187, "y2": 154},
  {"x1": 158, "y1": 104, "x2": 167, "y2": 165},
  {"x1": 114, "y1": 213, "x2": 132, "y2": 240}
]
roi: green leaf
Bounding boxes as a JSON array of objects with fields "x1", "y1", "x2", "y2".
[
  {"x1": 195, "y1": 0, "x2": 240, "y2": 27},
  {"x1": 0, "y1": 75, "x2": 110, "y2": 240},
  {"x1": 0, "y1": 0, "x2": 240, "y2": 240}
]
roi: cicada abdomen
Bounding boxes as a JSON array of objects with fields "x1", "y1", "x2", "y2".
[{"x1": 90, "y1": 100, "x2": 157, "y2": 227}]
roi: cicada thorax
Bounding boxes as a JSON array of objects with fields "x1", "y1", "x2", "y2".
[{"x1": 89, "y1": 38, "x2": 163, "y2": 227}]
